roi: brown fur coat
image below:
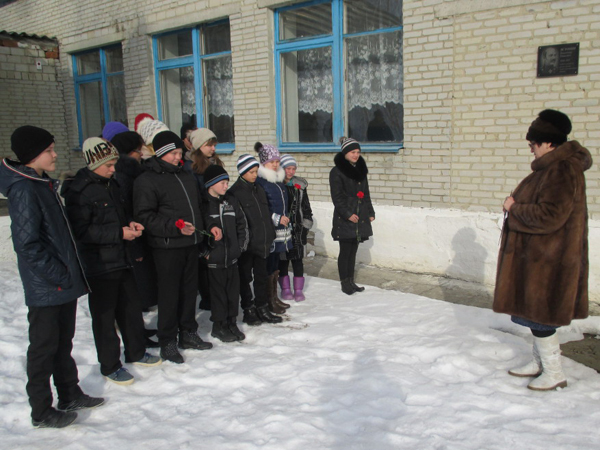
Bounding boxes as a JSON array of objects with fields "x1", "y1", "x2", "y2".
[{"x1": 493, "y1": 141, "x2": 592, "y2": 326}]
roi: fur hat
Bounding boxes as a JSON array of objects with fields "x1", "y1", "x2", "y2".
[
  {"x1": 254, "y1": 142, "x2": 280, "y2": 165},
  {"x1": 110, "y1": 131, "x2": 144, "y2": 155},
  {"x1": 237, "y1": 154, "x2": 259, "y2": 176},
  {"x1": 340, "y1": 137, "x2": 361, "y2": 155},
  {"x1": 10, "y1": 126, "x2": 55, "y2": 164},
  {"x1": 204, "y1": 164, "x2": 229, "y2": 189},
  {"x1": 526, "y1": 109, "x2": 572, "y2": 145},
  {"x1": 152, "y1": 131, "x2": 185, "y2": 158},
  {"x1": 280, "y1": 154, "x2": 297, "y2": 169},
  {"x1": 82, "y1": 137, "x2": 119, "y2": 170},
  {"x1": 102, "y1": 121, "x2": 129, "y2": 142},
  {"x1": 138, "y1": 118, "x2": 169, "y2": 145},
  {"x1": 134, "y1": 113, "x2": 154, "y2": 133},
  {"x1": 190, "y1": 128, "x2": 217, "y2": 151}
]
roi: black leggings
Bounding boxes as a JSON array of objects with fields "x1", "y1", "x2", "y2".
[
  {"x1": 279, "y1": 259, "x2": 303, "y2": 277},
  {"x1": 531, "y1": 329, "x2": 556, "y2": 338},
  {"x1": 338, "y1": 240, "x2": 359, "y2": 280}
]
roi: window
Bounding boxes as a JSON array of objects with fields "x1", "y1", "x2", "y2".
[
  {"x1": 275, "y1": 0, "x2": 403, "y2": 151},
  {"x1": 153, "y1": 21, "x2": 234, "y2": 149},
  {"x1": 73, "y1": 45, "x2": 127, "y2": 144}
]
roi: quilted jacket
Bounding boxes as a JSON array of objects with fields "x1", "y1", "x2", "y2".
[{"x1": 0, "y1": 159, "x2": 88, "y2": 306}]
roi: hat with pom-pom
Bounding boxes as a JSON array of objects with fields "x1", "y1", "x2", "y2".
[
  {"x1": 254, "y1": 142, "x2": 280, "y2": 165},
  {"x1": 526, "y1": 109, "x2": 572, "y2": 145}
]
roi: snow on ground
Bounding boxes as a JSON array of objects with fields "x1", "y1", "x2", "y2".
[{"x1": 1, "y1": 261, "x2": 600, "y2": 449}]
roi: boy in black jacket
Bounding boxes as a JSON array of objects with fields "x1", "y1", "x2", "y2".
[
  {"x1": 134, "y1": 131, "x2": 214, "y2": 363},
  {"x1": 62, "y1": 138, "x2": 161, "y2": 385},
  {"x1": 0, "y1": 126, "x2": 104, "y2": 428},
  {"x1": 229, "y1": 154, "x2": 282, "y2": 325},
  {"x1": 201, "y1": 165, "x2": 249, "y2": 342}
]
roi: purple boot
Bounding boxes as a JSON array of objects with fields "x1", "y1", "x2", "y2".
[
  {"x1": 278, "y1": 275, "x2": 294, "y2": 300},
  {"x1": 293, "y1": 276, "x2": 305, "y2": 302}
]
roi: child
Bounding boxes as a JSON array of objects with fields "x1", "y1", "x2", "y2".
[
  {"x1": 278, "y1": 154, "x2": 313, "y2": 301},
  {"x1": 200, "y1": 164, "x2": 249, "y2": 341},
  {"x1": 254, "y1": 142, "x2": 292, "y2": 314},
  {"x1": 0, "y1": 126, "x2": 104, "y2": 428},
  {"x1": 229, "y1": 154, "x2": 283, "y2": 325},
  {"x1": 62, "y1": 137, "x2": 161, "y2": 385},
  {"x1": 134, "y1": 130, "x2": 214, "y2": 364}
]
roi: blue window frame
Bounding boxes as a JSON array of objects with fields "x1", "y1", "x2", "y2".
[
  {"x1": 73, "y1": 45, "x2": 127, "y2": 145},
  {"x1": 152, "y1": 20, "x2": 234, "y2": 153},
  {"x1": 274, "y1": 0, "x2": 403, "y2": 152}
]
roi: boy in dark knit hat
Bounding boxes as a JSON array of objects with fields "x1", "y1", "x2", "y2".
[
  {"x1": 62, "y1": 138, "x2": 161, "y2": 386},
  {"x1": 201, "y1": 165, "x2": 249, "y2": 342},
  {"x1": 0, "y1": 126, "x2": 104, "y2": 428},
  {"x1": 133, "y1": 131, "x2": 216, "y2": 363}
]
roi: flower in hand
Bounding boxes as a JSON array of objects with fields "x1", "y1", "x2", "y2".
[
  {"x1": 357, "y1": 191, "x2": 365, "y2": 199},
  {"x1": 175, "y1": 219, "x2": 186, "y2": 230},
  {"x1": 294, "y1": 183, "x2": 302, "y2": 190}
]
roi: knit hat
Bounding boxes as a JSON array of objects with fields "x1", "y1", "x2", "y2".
[
  {"x1": 152, "y1": 131, "x2": 185, "y2": 158},
  {"x1": 204, "y1": 164, "x2": 229, "y2": 189},
  {"x1": 110, "y1": 131, "x2": 144, "y2": 155},
  {"x1": 134, "y1": 113, "x2": 154, "y2": 133},
  {"x1": 526, "y1": 109, "x2": 572, "y2": 145},
  {"x1": 82, "y1": 137, "x2": 119, "y2": 170},
  {"x1": 237, "y1": 154, "x2": 259, "y2": 176},
  {"x1": 254, "y1": 142, "x2": 280, "y2": 164},
  {"x1": 102, "y1": 121, "x2": 129, "y2": 142},
  {"x1": 340, "y1": 137, "x2": 361, "y2": 154},
  {"x1": 280, "y1": 154, "x2": 297, "y2": 169},
  {"x1": 10, "y1": 126, "x2": 55, "y2": 164},
  {"x1": 138, "y1": 118, "x2": 169, "y2": 145},
  {"x1": 190, "y1": 128, "x2": 217, "y2": 151}
]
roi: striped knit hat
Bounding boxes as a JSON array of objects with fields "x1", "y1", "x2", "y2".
[
  {"x1": 340, "y1": 137, "x2": 361, "y2": 154},
  {"x1": 237, "y1": 154, "x2": 259, "y2": 176},
  {"x1": 204, "y1": 164, "x2": 229, "y2": 189},
  {"x1": 280, "y1": 154, "x2": 297, "y2": 168},
  {"x1": 152, "y1": 131, "x2": 184, "y2": 158}
]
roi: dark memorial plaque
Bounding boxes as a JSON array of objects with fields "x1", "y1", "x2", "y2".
[{"x1": 537, "y1": 43, "x2": 579, "y2": 78}]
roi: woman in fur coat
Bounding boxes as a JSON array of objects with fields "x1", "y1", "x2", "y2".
[
  {"x1": 494, "y1": 109, "x2": 592, "y2": 391},
  {"x1": 329, "y1": 137, "x2": 375, "y2": 295},
  {"x1": 255, "y1": 142, "x2": 293, "y2": 314}
]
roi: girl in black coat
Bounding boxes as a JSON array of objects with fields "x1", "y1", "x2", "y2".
[{"x1": 329, "y1": 138, "x2": 375, "y2": 295}]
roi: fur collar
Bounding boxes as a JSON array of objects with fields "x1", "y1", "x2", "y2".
[
  {"x1": 531, "y1": 140, "x2": 592, "y2": 172},
  {"x1": 258, "y1": 164, "x2": 285, "y2": 183},
  {"x1": 333, "y1": 152, "x2": 368, "y2": 181}
]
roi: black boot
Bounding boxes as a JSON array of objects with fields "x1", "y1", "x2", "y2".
[
  {"x1": 160, "y1": 340, "x2": 184, "y2": 364},
  {"x1": 341, "y1": 278, "x2": 355, "y2": 295},
  {"x1": 256, "y1": 305, "x2": 283, "y2": 324},
  {"x1": 243, "y1": 306, "x2": 262, "y2": 326},
  {"x1": 178, "y1": 330, "x2": 213, "y2": 350},
  {"x1": 228, "y1": 318, "x2": 246, "y2": 341},
  {"x1": 211, "y1": 321, "x2": 238, "y2": 343},
  {"x1": 351, "y1": 278, "x2": 365, "y2": 292}
]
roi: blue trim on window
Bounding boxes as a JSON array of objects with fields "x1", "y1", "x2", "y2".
[
  {"x1": 72, "y1": 45, "x2": 124, "y2": 146},
  {"x1": 274, "y1": 0, "x2": 403, "y2": 152}
]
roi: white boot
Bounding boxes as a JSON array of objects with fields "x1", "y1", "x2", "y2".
[
  {"x1": 509, "y1": 340, "x2": 542, "y2": 377},
  {"x1": 527, "y1": 334, "x2": 567, "y2": 391}
]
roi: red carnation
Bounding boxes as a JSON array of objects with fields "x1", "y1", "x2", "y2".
[
  {"x1": 175, "y1": 219, "x2": 186, "y2": 230},
  {"x1": 294, "y1": 183, "x2": 302, "y2": 190},
  {"x1": 357, "y1": 191, "x2": 365, "y2": 199}
]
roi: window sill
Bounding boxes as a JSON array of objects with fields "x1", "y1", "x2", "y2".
[{"x1": 277, "y1": 143, "x2": 403, "y2": 153}]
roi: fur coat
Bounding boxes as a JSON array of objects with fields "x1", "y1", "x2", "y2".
[{"x1": 493, "y1": 141, "x2": 592, "y2": 326}]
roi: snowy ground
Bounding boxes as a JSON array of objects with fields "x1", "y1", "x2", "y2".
[{"x1": 1, "y1": 260, "x2": 600, "y2": 449}]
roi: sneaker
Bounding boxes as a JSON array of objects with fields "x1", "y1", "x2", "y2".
[
  {"x1": 178, "y1": 330, "x2": 213, "y2": 350},
  {"x1": 105, "y1": 367, "x2": 134, "y2": 385},
  {"x1": 132, "y1": 352, "x2": 162, "y2": 367},
  {"x1": 161, "y1": 340, "x2": 184, "y2": 364},
  {"x1": 57, "y1": 394, "x2": 105, "y2": 412},
  {"x1": 32, "y1": 408, "x2": 77, "y2": 429}
]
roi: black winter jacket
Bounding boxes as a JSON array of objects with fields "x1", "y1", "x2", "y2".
[
  {"x1": 329, "y1": 152, "x2": 375, "y2": 242},
  {"x1": 256, "y1": 165, "x2": 292, "y2": 253},
  {"x1": 61, "y1": 168, "x2": 131, "y2": 278},
  {"x1": 0, "y1": 159, "x2": 88, "y2": 306},
  {"x1": 201, "y1": 193, "x2": 248, "y2": 269},
  {"x1": 115, "y1": 155, "x2": 146, "y2": 259},
  {"x1": 284, "y1": 176, "x2": 313, "y2": 260},
  {"x1": 133, "y1": 157, "x2": 205, "y2": 249},
  {"x1": 228, "y1": 177, "x2": 276, "y2": 258}
]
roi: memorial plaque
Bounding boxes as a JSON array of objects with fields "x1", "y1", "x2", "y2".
[{"x1": 537, "y1": 43, "x2": 579, "y2": 78}]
